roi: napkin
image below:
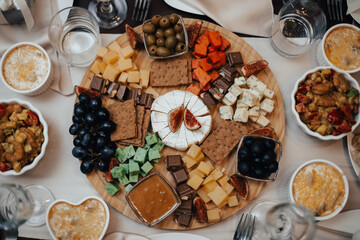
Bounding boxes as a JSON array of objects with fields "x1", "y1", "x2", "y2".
[
  {"x1": 0, "y1": 0, "x2": 74, "y2": 95},
  {"x1": 347, "y1": 0, "x2": 360, "y2": 14},
  {"x1": 179, "y1": 0, "x2": 274, "y2": 37}
]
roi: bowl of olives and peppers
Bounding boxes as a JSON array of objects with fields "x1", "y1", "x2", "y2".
[
  {"x1": 69, "y1": 93, "x2": 117, "y2": 175},
  {"x1": 142, "y1": 14, "x2": 188, "y2": 59},
  {"x1": 236, "y1": 135, "x2": 282, "y2": 182}
]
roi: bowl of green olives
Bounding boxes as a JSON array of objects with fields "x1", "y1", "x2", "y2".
[{"x1": 142, "y1": 14, "x2": 188, "y2": 59}]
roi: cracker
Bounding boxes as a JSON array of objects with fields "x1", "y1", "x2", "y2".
[
  {"x1": 119, "y1": 106, "x2": 145, "y2": 146},
  {"x1": 200, "y1": 120, "x2": 246, "y2": 163},
  {"x1": 109, "y1": 99, "x2": 137, "y2": 141},
  {"x1": 150, "y1": 59, "x2": 191, "y2": 87}
]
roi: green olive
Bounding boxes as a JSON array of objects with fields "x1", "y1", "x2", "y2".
[
  {"x1": 148, "y1": 45, "x2": 157, "y2": 56},
  {"x1": 151, "y1": 15, "x2": 162, "y2": 26},
  {"x1": 174, "y1": 23, "x2": 183, "y2": 33},
  {"x1": 175, "y1": 32, "x2": 185, "y2": 43},
  {"x1": 169, "y1": 14, "x2": 179, "y2": 25},
  {"x1": 145, "y1": 34, "x2": 156, "y2": 46},
  {"x1": 159, "y1": 16, "x2": 171, "y2": 29},
  {"x1": 155, "y1": 29, "x2": 164, "y2": 38},
  {"x1": 156, "y1": 47, "x2": 171, "y2": 57},
  {"x1": 175, "y1": 42, "x2": 186, "y2": 52},
  {"x1": 164, "y1": 28, "x2": 175, "y2": 38},
  {"x1": 143, "y1": 23, "x2": 156, "y2": 34},
  {"x1": 156, "y1": 38, "x2": 165, "y2": 47},
  {"x1": 165, "y1": 36, "x2": 178, "y2": 49}
]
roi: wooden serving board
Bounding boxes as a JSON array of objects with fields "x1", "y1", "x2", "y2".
[{"x1": 80, "y1": 19, "x2": 285, "y2": 230}]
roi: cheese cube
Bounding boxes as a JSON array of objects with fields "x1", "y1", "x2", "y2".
[
  {"x1": 209, "y1": 168, "x2": 223, "y2": 180},
  {"x1": 127, "y1": 71, "x2": 140, "y2": 83},
  {"x1": 129, "y1": 83, "x2": 142, "y2": 89},
  {"x1": 236, "y1": 100, "x2": 249, "y2": 109},
  {"x1": 193, "y1": 151, "x2": 205, "y2": 163},
  {"x1": 261, "y1": 102, "x2": 274, "y2": 113},
  {"x1": 117, "y1": 59, "x2": 133, "y2": 72},
  {"x1": 108, "y1": 41, "x2": 122, "y2": 55},
  {"x1": 249, "y1": 106, "x2": 260, "y2": 117},
  {"x1": 207, "y1": 208, "x2": 221, "y2": 222},
  {"x1": 145, "y1": 86, "x2": 159, "y2": 99},
  {"x1": 262, "y1": 98, "x2": 275, "y2": 106},
  {"x1": 197, "y1": 161, "x2": 214, "y2": 176},
  {"x1": 244, "y1": 89, "x2": 263, "y2": 100},
  {"x1": 256, "y1": 114, "x2": 270, "y2": 127},
  {"x1": 261, "y1": 110, "x2": 267, "y2": 116},
  {"x1": 120, "y1": 45, "x2": 135, "y2": 59},
  {"x1": 103, "y1": 64, "x2": 120, "y2": 82},
  {"x1": 217, "y1": 175, "x2": 230, "y2": 187},
  {"x1": 234, "y1": 108, "x2": 249, "y2": 123},
  {"x1": 103, "y1": 50, "x2": 119, "y2": 64},
  {"x1": 264, "y1": 88, "x2": 275, "y2": 99},
  {"x1": 90, "y1": 60, "x2": 101, "y2": 75},
  {"x1": 249, "y1": 115, "x2": 259, "y2": 122},
  {"x1": 219, "y1": 105, "x2": 233, "y2": 120},
  {"x1": 208, "y1": 186, "x2": 229, "y2": 207},
  {"x1": 182, "y1": 155, "x2": 197, "y2": 169},
  {"x1": 202, "y1": 181, "x2": 219, "y2": 193},
  {"x1": 99, "y1": 61, "x2": 107, "y2": 74},
  {"x1": 229, "y1": 84, "x2": 242, "y2": 98},
  {"x1": 187, "y1": 174, "x2": 204, "y2": 190},
  {"x1": 197, "y1": 188, "x2": 211, "y2": 203},
  {"x1": 129, "y1": 63, "x2": 138, "y2": 71},
  {"x1": 187, "y1": 144, "x2": 202, "y2": 160},
  {"x1": 203, "y1": 175, "x2": 214, "y2": 185},
  {"x1": 139, "y1": 69, "x2": 150, "y2": 88},
  {"x1": 222, "y1": 92, "x2": 237, "y2": 106},
  {"x1": 248, "y1": 76, "x2": 267, "y2": 94},
  {"x1": 241, "y1": 91, "x2": 258, "y2": 107},
  {"x1": 97, "y1": 46, "x2": 108, "y2": 58},
  {"x1": 234, "y1": 76, "x2": 246, "y2": 87},
  {"x1": 118, "y1": 72, "x2": 129, "y2": 84},
  {"x1": 222, "y1": 182, "x2": 234, "y2": 195},
  {"x1": 189, "y1": 169, "x2": 206, "y2": 178},
  {"x1": 227, "y1": 195, "x2": 239, "y2": 207}
]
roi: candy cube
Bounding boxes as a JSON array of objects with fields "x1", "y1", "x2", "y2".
[
  {"x1": 105, "y1": 182, "x2": 120, "y2": 196},
  {"x1": 134, "y1": 147, "x2": 147, "y2": 164}
]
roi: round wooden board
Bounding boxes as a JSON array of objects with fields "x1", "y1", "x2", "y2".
[{"x1": 80, "y1": 19, "x2": 285, "y2": 230}]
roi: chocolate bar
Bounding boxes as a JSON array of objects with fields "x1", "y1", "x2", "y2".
[
  {"x1": 219, "y1": 64, "x2": 237, "y2": 81},
  {"x1": 116, "y1": 85, "x2": 129, "y2": 101},
  {"x1": 106, "y1": 82, "x2": 119, "y2": 98},
  {"x1": 213, "y1": 78, "x2": 232, "y2": 92},
  {"x1": 226, "y1": 52, "x2": 243, "y2": 67},
  {"x1": 176, "y1": 183, "x2": 195, "y2": 200},
  {"x1": 172, "y1": 169, "x2": 188, "y2": 185},
  {"x1": 166, "y1": 155, "x2": 183, "y2": 172},
  {"x1": 139, "y1": 93, "x2": 154, "y2": 109},
  {"x1": 175, "y1": 213, "x2": 192, "y2": 227},
  {"x1": 209, "y1": 87, "x2": 224, "y2": 101},
  {"x1": 200, "y1": 92, "x2": 217, "y2": 109},
  {"x1": 90, "y1": 75, "x2": 105, "y2": 93},
  {"x1": 176, "y1": 199, "x2": 193, "y2": 215},
  {"x1": 126, "y1": 88, "x2": 141, "y2": 104}
]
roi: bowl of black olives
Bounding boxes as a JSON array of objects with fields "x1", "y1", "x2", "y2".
[
  {"x1": 142, "y1": 14, "x2": 188, "y2": 59},
  {"x1": 236, "y1": 134, "x2": 282, "y2": 182}
]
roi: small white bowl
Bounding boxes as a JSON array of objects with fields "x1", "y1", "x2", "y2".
[
  {"x1": 291, "y1": 66, "x2": 360, "y2": 140},
  {"x1": 46, "y1": 196, "x2": 110, "y2": 240},
  {"x1": 0, "y1": 42, "x2": 53, "y2": 96},
  {"x1": 317, "y1": 23, "x2": 360, "y2": 74},
  {"x1": 0, "y1": 99, "x2": 48, "y2": 176},
  {"x1": 289, "y1": 159, "x2": 349, "y2": 221}
]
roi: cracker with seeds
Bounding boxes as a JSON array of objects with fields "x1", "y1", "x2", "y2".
[
  {"x1": 119, "y1": 106, "x2": 145, "y2": 146},
  {"x1": 150, "y1": 59, "x2": 191, "y2": 87},
  {"x1": 109, "y1": 99, "x2": 137, "y2": 141}
]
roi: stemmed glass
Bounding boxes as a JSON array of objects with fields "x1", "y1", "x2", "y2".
[{"x1": 88, "y1": 0, "x2": 128, "y2": 29}]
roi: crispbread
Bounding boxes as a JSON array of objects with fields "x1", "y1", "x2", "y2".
[
  {"x1": 119, "y1": 105, "x2": 145, "y2": 146},
  {"x1": 109, "y1": 99, "x2": 137, "y2": 141},
  {"x1": 150, "y1": 59, "x2": 191, "y2": 87},
  {"x1": 200, "y1": 120, "x2": 246, "y2": 163}
]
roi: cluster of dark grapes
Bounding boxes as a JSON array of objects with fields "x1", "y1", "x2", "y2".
[
  {"x1": 237, "y1": 137, "x2": 278, "y2": 179},
  {"x1": 69, "y1": 93, "x2": 116, "y2": 174}
]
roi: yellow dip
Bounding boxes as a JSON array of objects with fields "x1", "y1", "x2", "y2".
[{"x1": 292, "y1": 162, "x2": 345, "y2": 217}]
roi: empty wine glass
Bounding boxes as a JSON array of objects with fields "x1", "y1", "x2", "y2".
[{"x1": 88, "y1": 0, "x2": 128, "y2": 29}]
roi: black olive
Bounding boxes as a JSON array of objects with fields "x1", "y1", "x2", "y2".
[
  {"x1": 165, "y1": 36, "x2": 177, "y2": 49},
  {"x1": 156, "y1": 47, "x2": 171, "y2": 57},
  {"x1": 159, "y1": 16, "x2": 170, "y2": 28},
  {"x1": 174, "y1": 23, "x2": 183, "y2": 33},
  {"x1": 143, "y1": 23, "x2": 156, "y2": 34},
  {"x1": 164, "y1": 28, "x2": 175, "y2": 37},
  {"x1": 238, "y1": 161, "x2": 250, "y2": 175},
  {"x1": 175, "y1": 32, "x2": 185, "y2": 43},
  {"x1": 250, "y1": 141, "x2": 265, "y2": 157},
  {"x1": 145, "y1": 34, "x2": 156, "y2": 46},
  {"x1": 151, "y1": 15, "x2": 162, "y2": 26},
  {"x1": 169, "y1": 13, "x2": 179, "y2": 24},
  {"x1": 155, "y1": 29, "x2": 164, "y2": 38},
  {"x1": 148, "y1": 45, "x2": 157, "y2": 56},
  {"x1": 156, "y1": 38, "x2": 165, "y2": 47},
  {"x1": 175, "y1": 42, "x2": 186, "y2": 52}
]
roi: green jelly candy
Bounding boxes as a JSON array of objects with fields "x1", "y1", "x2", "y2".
[
  {"x1": 146, "y1": 133, "x2": 158, "y2": 146},
  {"x1": 129, "y1": 173, "x2": 139, "y2": 183},
  {"x1": 152, "y1": 141, "x2": 164, "y2": 152},
  {"x1": 119, "y1": 175, "x2": 130, "y2": 186},
  {"x1": 129, "y1": 162, "x2": 140, "y2": 175},
  {"x1": 146, "y1": 132, "x2": 152, "y2": 137},
  {"x1": 119, "y1": 163, "x2": 129, "y2": 175},
  {"x1": 144, "y1": 143, "x2": 150, "y2": 151},
  {"x1": 105, "y1": 182, "x2": 120, "y2": 196},
  {"x1": 141, "y1": 161, "x2": 153, "y2": 174},
  {"x1": 125, "y1": 184, "x2": 133, "y2": 192},
  {"x1": 111, "y1": 166, "x2": 126, "y2": 179},
  {"x1": 140, "y1": 170, "x2": 148, "y2": 177},
  {"x1": 152, "y1": 158, "x2": 160, "y2": 163},
  {"x1": 148, "y1": 148, "x2": 162, "y2": 161},
  {"x1": 115, "y1": 148, "x2": 126, "y2": 163},
  {"x1": 134, "y1": 147, "x2": 147, "y2": 164},
  {"x1": 123, "y1": 145, "x2": 136, "y2": 159}
]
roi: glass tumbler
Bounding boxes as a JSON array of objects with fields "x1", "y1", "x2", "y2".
[
  {"x1": 48, "y1": 7, "x2": 101, "y2": 67},
  {"x1": 270, "y1": 0, "x2": 327, "y2": 58}
]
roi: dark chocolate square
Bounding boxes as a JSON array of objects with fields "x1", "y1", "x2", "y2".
[
  {"x1": 116, "y1": 85, "x2": 129, "y2": 101},
  {"x1": 226, "y1": 52, "x2": 243, "y2": 66},
  {"x1": 90, "y1": 75, "x2": 105, "y2": 93},
  {"x1": 106, "y1": 82, "x2": 119, "y2": 98},
  {"x1": 200, "y1": 92, "x2": 217, "y2": 109},
  {"x1": 176, "y1": 183, "x2": 195, "y2": 200},
  {"x1": 166, "y1": 155, "x2": 183, "y2": 171},
  {"x1": 176, "y1": 214, "x2": 192, "y2": 227},
  {"x1": 172, "y1": 168, "x2": 188, "y2": 185},
  {"x1": 209, "y1": 87, "x2": 224, "y2": 101}
]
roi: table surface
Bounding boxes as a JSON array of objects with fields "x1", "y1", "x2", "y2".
[{"x1": 1, "y1": 0, "x2": 360, "y2": 240}]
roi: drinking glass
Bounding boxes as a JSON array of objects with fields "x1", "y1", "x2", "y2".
[
  {"x1": 88, "y1": 0, "x2": 128, "y2": 29},
  {"x1": 270, "y1": 0, "x2": 327, "y2": 58},
  {"x1": 48, "y1": 7, "x2": 101, "y2": 67},
  {"x1": 250, "y1": 201, "x2": 315, "y2": 240}
]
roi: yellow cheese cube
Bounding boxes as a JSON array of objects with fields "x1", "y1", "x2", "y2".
[
  {"x1": 97, "y1": 46, "x2": 108, "y2": 58},
  {"x1": 90, "y1": 60, "x2": 101, "y2": 75},
  {"x1": 120, "y1": 45, "x2": 135, "y2": 59},
  {"x1": 197, "y1": 161, "x2": 214, "y2": 176},
  {"x1": 203, "y1": 175, "x2": 214, "y2": 185},
  {"x1": 117, "y1": 59, "x2": 133, "y2": 72},
  {"x1": 103, "y1": 64, "x2": 120, "y2": 82},
  {"x1": 129, "y1": 63, "x2": 138, "y2": 71},
  {"x1": 182, "y1": 155, "x2": 197, "y2": 169},
  {"x1": 187, "y1": 174, "x2": 204, "y2": 190},
  {"x1": 129, "y1": 83, "x2": 142, "y2": 89},
  {"x1": 193, "y1": 151, "x2": 205, "y2": 163},
  {"x1": 218, "y1": 199, "x2": 228, "y2": 208},
  {"x1": 118, "y1": 72, "x2": 128, "y2": 84},
  {"x1": 208, "y1": 186, "x2": 229, "y2": 207},
  {"x1": 197, "y1": 188, "x2": 211, "y2": 203},
  {"x1": 108, "y1": 41, "x2": 122, "y2": 55},
  {"x1": 145, "y1": 86, "x2": 160, "y2": 98},
  {"x1": 99, "y1": 61, "x2": 107, "y2": 74},
  {"x1": 202, "y1": 181, "x2": 219, "y2": 194},
  {"x1": 187, "y1": 144, "x2": 202, "y2": 159},
  {"x1": 189, "y1": 169, "x2": 205, "y2": 178},
  {"x1": 139, "y1": 69, "x2": 150, "y2": 88},
  {"x1": 217, "y1": 175, "x2": 230, "y2": 187},
  {"x1": 207, "y1": 208, "x2": 220, "y2": 222},
  {"x1": 127, "y1": 71, "x2": 140, "y2": 83},
  {"x1": 227, "y1": 195, "x2": 239, "y2": 207},
  {"x1": 222, "y1": 182, "x2": 234, "y2": 195},
  {"x1": 210, "y1": 168, "x2": 223, "y2": 181},
  {"x1": 103, "y1": 50, "x2": 119, "y2": 64}
]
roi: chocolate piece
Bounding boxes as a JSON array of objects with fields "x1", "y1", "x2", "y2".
[
  {"x1": 139, "y1": 93, "x2": 154, "y2": 109},
  {"x1": 209, "y1": 87, "x2": 224, "y2": 101},
  {"x1": 176, "y1": 183, "x2": 195, "y2": 200},
  {"x1": 200, "y1": 92, "x2": 217, "y2": 109},
  {"x1": 90, "y1": 75, "x2": 105, "y2": 93},
  {"x1": 127, "y1": 89, "x2": 141, "y2": 104},
  {"x1": 175, "y1": 213, "x2": 192, "y2": 227},
  {"x1": 226, "y1": 52, "x2": 243, "y2": 66},
  {"x1": 116, "y1": 85, "x2": 129, "y2": 101},
  {"x1": 219, "y1": 64, "x2": 237, "y2": 80},
  {"x1": 176, "y1": 199, "x2": 193, "y2": 215},
  {"x1": 106, "y1": 82, "x2": 119, "y2": 98},
  {"x1": 145, "y1": 95, "x2": 154, "y2": 109},
  {"x1": 172, "y1": 168, "x2": 188, "y2": 185},
  {"x1": 213, "y1": 77, "x2": 232, "y2": 92},
  {"x1": 166, "y1": 155, "x2": 183, "y2": 171}
]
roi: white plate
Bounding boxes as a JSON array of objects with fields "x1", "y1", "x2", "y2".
[
  {"x1": 148, "y1": 233, "x2": 210, "y2": 240},
  {"x1": 347, "y1": 132, "x2": 360, "y2": 180},
  {"x1": 347, "y1": 0, "x2": 360, "y2": 24},
  {"x1": 164, "y1": 0, "x2": 204, "y2": 15}
]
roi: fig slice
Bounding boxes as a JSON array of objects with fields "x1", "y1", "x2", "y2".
[
  {"x1": 249, "y1": 127, "x2": 276, "y2": 139},
  {"x1": 125, "y1": 24, "x2": 143, "y2": 49},
  {"x1": 74, "y1": 85, "x2": 101, "y2": 98},
  {"x1": 184, "y1": 108, "x2": 201, "y2": 131},
  {"x1": 230, "y1": 174, "x2": 249, "y2": 200},
  {"x1": 168, "y1": 105, "x2": 184, "y2": 133}
]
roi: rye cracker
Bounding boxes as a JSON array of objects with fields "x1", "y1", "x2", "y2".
[
  {"x1": 120, "y1": 106, "x2": 145, "y2": 146},
  {"x1": 109, "y1": 99, "x2": 137, "y2": 141},
  {"x1": 150, "y1": 59, "x2": 191, "y2": 87}
]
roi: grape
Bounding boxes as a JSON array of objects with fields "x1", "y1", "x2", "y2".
[
  {"x1": 72, "y1": 146, "x2": 87, "y2": 159},
  {"x1": 97, "y1": 161, "x2": 109, "y2": 172},
  {"x1": 72, "y1": 115, "x2": 83, "y2": 124},
  {"x1": 243, "y1": 137, "x2": 254, "y2": 147},
  {"x1": 69, "y1": 123, "x2": 80, "y2": 135},
  {"x1": 100, "y1": 120, "x2": 116, "y2": 133},
  {"x1": 78, "y1": 93, "x2": 90, "y2": 105},
  {"x1": 97, "y1": 108, "x2": 110, "y2": 121},
  {"x1": 94, "y1": 136, "x2": 107, "y2": 151},
  {"x1": 97, "y1": 130, "x2": 110, "y2": 139},
  {"x1": 80, "y1": 133, "x2": 94, "y2": 148},
  {"x1": 101, "y1": 145, "x2": 115, "y2": 160},
  {"x1": 88, "y1": 97, "x2": 102, "y2": 111},
  {"x1": 73, "y1": 137, "x2": 81, "y2": 147},
  {"x1": 74, "y1": 104, "x2": 87, "y2": 117},
  {"x1": 264, "y1": 139, "x2": 276, "y2": 150},
  {"x1": 77, "y1": 127, "x2": 90, "y2": 139},
  {"x1": 84, "y1": 112, "x2": 97, "y2": 126},
  {"x1": 80, "y1": 160, "x2": 94, "y2": 174}
]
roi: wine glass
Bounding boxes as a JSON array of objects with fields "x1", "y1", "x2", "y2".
[
  {"x1": 249, "y1": 201, "x2": 315, "y2": 240},
  {"x1": 88, "y1": 0, "x2": 128, "y2": 29}
]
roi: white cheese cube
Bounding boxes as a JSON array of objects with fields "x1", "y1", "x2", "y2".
[
  {"x1": 262, "y1": 98, "x2": 275, "y2": 106},
  {"x1": 249, "y1": 106, "x2": 260, "y2": 117},
  {"x1": 249, "y1": 115, "x2": 259, "y2": 122},
  {"x1": 234, "y1": 76, "x2": 246, "y2": 87},
  {"x1": 264, "y1": 88, "x2": 275, "y2": 99},
  {"x1": 247, "y1": 75, "x2": 267, "y2": 94},
  {"x1": 229, "y1": 84, "x2": 242, "y2": 98},
  {"x1": 260, "y1": 110, "x2": 267, "y2": 116},
  {"x1": 261, "y1": 102, "x2": 274, "y2": 113},
  {"x1": 243, "y1": 89, "x2": 263, "y2": 100},
  {"x1": 241, "y1": 91, "x2": 259, "y2": 107},
  {"x1": 236, "y1": 100, "x2": 249, "y2": 109},
  {"x1": 222, "y1": 92, "x2": 237, "y2": 106},
  {"x1": 256, "y1": 114, "x2": 270, "y2": 127},
  {"x1": 234, "y1": 108, "x2": 249, "y2": 123},
  {"x1": 219, "y1": 105, "x2": 234, "y2": 120}
]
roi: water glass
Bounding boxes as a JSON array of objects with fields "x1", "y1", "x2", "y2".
[
  {"x1": 270, "y1": 0, "x2": 327, "y2": 58},
  {"x1": 48, "y1": 7, "x2": 101, "y2": 67}
]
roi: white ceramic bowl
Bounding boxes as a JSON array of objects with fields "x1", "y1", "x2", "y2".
[
  {"x1": 46, "y1": 196, "x2": 110, "y2": 240},
  {"x1": 291, "y1": 66, "x2": 360, "y2": 140},
  {"x1": 0, "y1": 42, "x2": 53, "y2": 96},
  {"x1": 289, "y1": 159, "x2": 349, "y2": 221},
  {"x1": 317, "y1": 23, "x2": 360, "y2": 74},
  {"x1": 0, "y1": 99, "x2": 48, "y2": 176}
]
